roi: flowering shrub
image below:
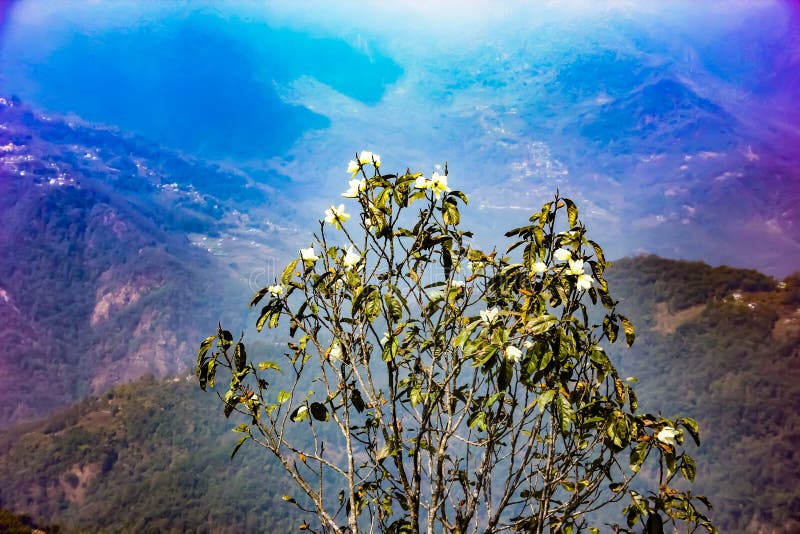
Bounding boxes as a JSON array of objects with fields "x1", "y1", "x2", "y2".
[{"x1": 197, "y1": 153, "x2": 716, "y2": 533}]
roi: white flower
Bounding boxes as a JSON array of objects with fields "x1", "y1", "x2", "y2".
[
  {"x1": 576, "y1": 273, "x2": 593, "y2": 290},
  {"x1": 564, "y1": 258, "x2": 592, "y2": 289},
  {"x1": 505, "y1": 345, "x2": 523, "y2": 362},
  {"x1": 656, "y1": 426, "x2": 681, "y2": 447},
  {"x1": 300, "y1": 247, "x2": 319, "y2": 263},
  {"x1": 329, "y1": 340, "x2": 343, "y2": 362},
  {"x1": 380, "y1": 332, "x2": 390, "y2": 346},
  {"x1": 358, "y1": 150, "x2": 380, "y2": 167},
  {"x1": 429, "y1": 172, "x2": 451, "y2": 199},
  {"x1": 567, "y1": 258, "x2": 585, "y2": 276},
  {"x1": 342, "y1": 178, "x2": 366, "y2": 198},
  {"x1": 347, "y1": 159, "x2": 360, "y2": 177},
  {"x1": 532, "y1": 261, "x2": 547, "y2": 274},
  {"x1": 324, "y1": 204, "x2": 351, "y2": 229},
  {"x1": 451, "y1": 280, "x2": 465, "y2": 288},
  {"x1": 415, "y1": 172, "x2": 451, "y2": 199},
  {"x1": 480, "y1": 307, "x2": 500, "y2": 325},
  {"x1": 554, "y1": 248, "x2": 572, "y2": 262},
  {"x1": 342, "y1": 246, "x2": 361, "y2": 269},
  {"x1": 267, "y1": 284, "x2": 285, "y2": 296}
]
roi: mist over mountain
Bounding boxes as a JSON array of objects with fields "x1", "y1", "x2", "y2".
[{"x1": 1, "y1": 1, "x2": 798, "y2": 276}]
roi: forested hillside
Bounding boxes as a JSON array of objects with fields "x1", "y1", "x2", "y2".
[
  {"x1": 0, "y1": 96, "x2": 293, "y2": 425},
  {"x1": 0, "y1": 256, "x2": 797, "y2": 533},
  {"x1": 607, "y1": 255, "x2": 800, "y2": 533},
  {"x1": 0, "y1": 374, "x2": 305, "y2": 533}
]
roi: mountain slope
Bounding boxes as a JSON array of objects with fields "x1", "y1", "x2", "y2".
[
  {"x1": 0, "y1": 375, "x2": 304, "y2": 533},
  {"x1": 0, "y1": 256, "x2": 797, "y2": 532},
  {"x1": 0, "y1": 97, "x2": 293, "y2": 426}
]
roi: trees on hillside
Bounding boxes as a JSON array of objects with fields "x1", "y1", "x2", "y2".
[{"x1": 197, "y1": 153, "x2": 715, "y2": 533}]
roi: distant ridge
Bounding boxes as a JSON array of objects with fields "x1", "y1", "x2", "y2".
[{"x1": 0, "y1": 96, "x2": 291, "y2": 426}]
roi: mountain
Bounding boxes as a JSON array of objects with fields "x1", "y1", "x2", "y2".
[
  {"x1": 0, "y1": 256, "x2": 797, "y2": 533},
  {"x1": 0, "y1": 96, "x2": 295, "y2": 426}
]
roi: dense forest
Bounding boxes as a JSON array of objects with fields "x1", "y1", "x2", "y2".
[
  {"x1": 607, "y1": 255, "x2": 800, "y2": 533},
  {"x1": 0, "y1": 375, "x2": 305, "y2": 533},
  {"x1": 0, "y1": 256, "x2": 798, "y2": 532}
]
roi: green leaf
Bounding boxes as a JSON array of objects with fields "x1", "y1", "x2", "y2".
[
  {"x1": 231, "y1": 435, "x2": 248, "y2": 459},
  {"x1": 681, "y1": 454, "x2": 697, "y2": 482},
  {"x1": 198, "y1": 358, "x2": 210, "y2": 391},
  {"x1": 281, "y1": 259, "x2": 300, "y2": 285},
  {"x1": 234, "y1": 342, "x2": 247, "y2": 373},
  {"x1": 218, "y1": 328, "x2": 234, "y2": 350},
  {"x1": 450, "y1": 190, "x2": 469, "y2": 204},
  {"x1": 290, "y1": 405, "x2": 309, "y2": 422},
  {"x1": 384, "y1": 293, "x2": 403, "y2": 321},
  {"x1": 365, "y1": 288, "x2": 382, "y2": 322},
  {"x1": 629, "y1": 388, "x2": 638, "y2": 412},
  {"x1": 277, "y1": 390, "x2": 290, "y2": 403},
  {"x1": 309, "y1": 402, "x2": 329, "y2": 422},
  {"x1": 249, "y1": 286, "x2": 270, "y2": 308},
  {"x1": 588, "y1": 239, "x2": 606, "y2": 265},
  {"x1": 537, "y1": 350, "x2": 553, "y2": 371},
  {"x1": 410, "y1": 385, "x2": 422, "y2": 407},
  {"x1": 255, "y1": 311, "x2": 267, "y2": 333},
  {"x1": 665, "y1": 451, "x2": 676, "y2": 476},
  {"x1": 589, "y1": 346, "x2": 609, "y2": 367},
  {"x1": 258, "y1": 361, "x2": 282, "y2": 372},
  {"x1": 352, "y1": 284, "x2": 371, "y2": 317},
  {"x1": 352, "y1": 389, "x2": 366, "y2": 413},
  {"x1": 498, "y1": 359, "x2": 513, "y2": 391},
  {"x1": 564, "y1": 198, "x2": 579, "y2": 228},
  {"x1": 697, "y1": 495, "x2": 713, "y2": 510},
  {"x1": 536, "y1": 389, "x2": 556, "y2": 412},
  {"x1": 453, "y1": 321, "x2": 478, "y2": 349},
  {"x1": 207, "y1": 358, "x2": 217, "y2": 389},
  {"x1": 376, "y1": 444, "x2": 391, "y2": 462},
  {"x1": 556, "y1": 395, "x2": 574, "y2": 433},
  {"x1": 442, "y1": 198, "x2": 460, "y2": 225},
  {"x1": 679, "y1": 417, "x2": 701, "y2": 446},
  {"x1": 197, "y1": 335, "x2": 215, "y2": 377},
  {"x1": 532, "y1": 226, "x2": 545, "y2": 250},
  {"x1": 484, "y1": 392, "x2": 504, "y2": 408},
  {"x1": 603, "y1": 315, "x2": 619, "y2": 344},
  {"x1": 382, "y1": 335, "x2": 399, "y2": 362},
  {"x1": 468, "y1": 410, "x2": 487, "y2": 431},
  {"x1": 620, "y1": 315, "x2": 635, "y2": 347},
  {"x1": 223, "y1": 389, "x2": 239, "y2": 418},
  {"x1": 630, "y1": 441, "x2": 649, "y2": 472},
  {"x1": 527, "y1": 314, "x2": 558, "y2": 335}
]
